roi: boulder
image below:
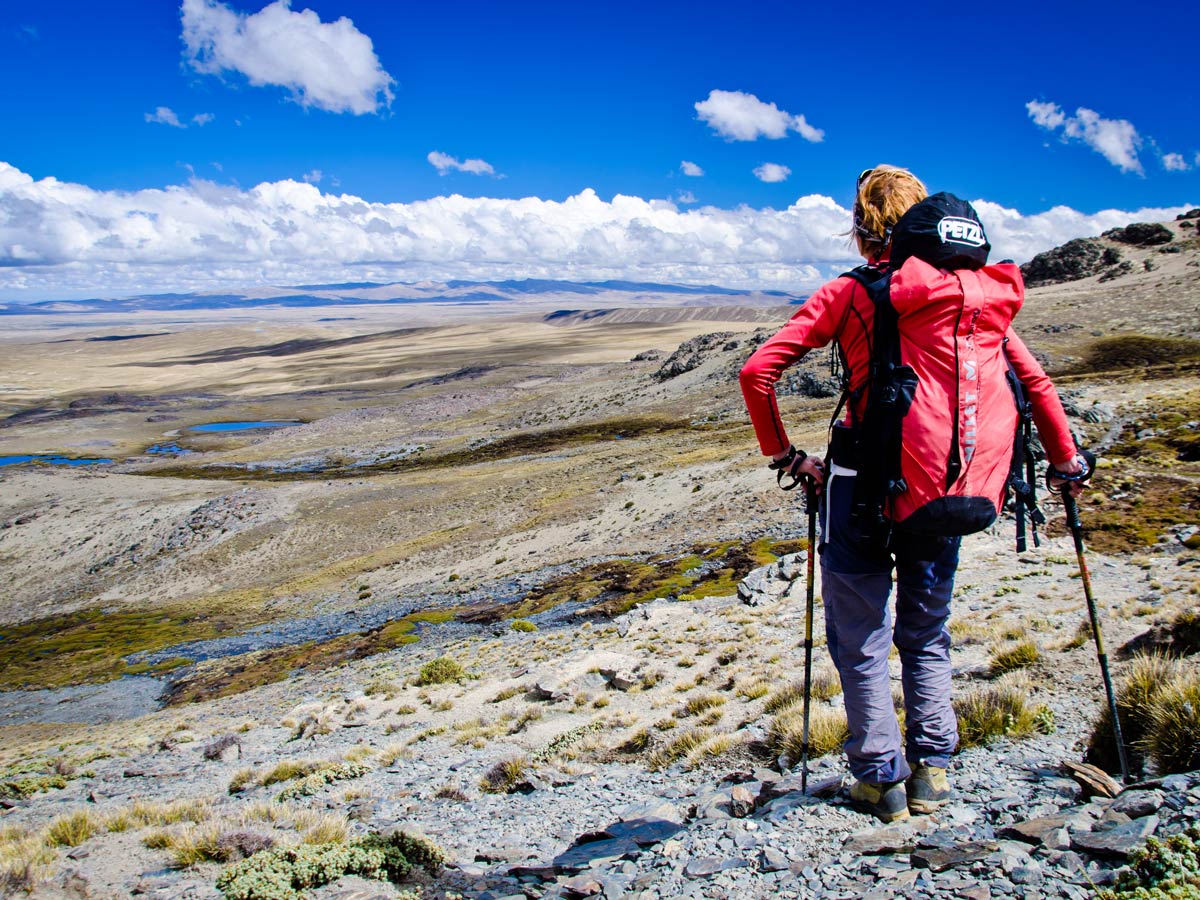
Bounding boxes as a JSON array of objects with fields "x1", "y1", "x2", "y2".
[{"x1": 1103, "y1": 222, "x2": 1173, "y2": 246}]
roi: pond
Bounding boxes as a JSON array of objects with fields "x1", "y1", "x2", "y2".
[
  {"x1": 0, "y1": 454, "x2": 113, "y2": 468},
  {"x1": 187, "y1": 420, "x2": 302, "y2": 433}
]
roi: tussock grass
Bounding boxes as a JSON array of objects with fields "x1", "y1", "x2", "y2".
[
  {"x1": 1146, "y1": 672, "x2": 1200, "y2": 775},
  {"x1": 677, "y1": 693, "x2": 726, "y2": 718},
  {"x1": 126, "y1": 798, "x2": 212, "y2": 827},
  {"x1": 989, "y1": 639, "x2": 1041, "y2": 677},
  {"x1": 648, "y1": 728, "x2": 712, "y2": 770},
  {"x1": 737, "y1": 678, "x2": 771, "y2": 700},
  {"x1": 1089, "y1": 652, "x2": 1200, "y2": 776},
  {"x1": 763, "y1": 668, "x2": 842, "y2": 715},
  {"x1": 767, "y1": 705, "x2": 850, "y2": 763},
  {"x1": 260, "y1": 759, "x2": 322, "y2": 787},
  {"x1": 619, "y1": 728, "x2": 651, "y2": 754},
  {"x1": 1088, "y1": 652, "x2": 1181, "y2": 774},
  {"x1": 45, "y1": 809, "x2": 101, "y2": 847},
  {"x1": 0, "y1": 828, "x2": 55, "y2": 893},
  {"x1": 479, "y1": 757, "x2": 529, "y2": 794},
  {"x1": 144, "y1": 822, "x2": 223, "y2": 867},
  {"x1": 954, "y1": 672, "x2": 1052, "y2": 748}
]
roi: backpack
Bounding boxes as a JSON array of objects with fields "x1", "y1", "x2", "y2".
[{"x1": 832, "y1": 192, "x2": 1044, "y2": 550}]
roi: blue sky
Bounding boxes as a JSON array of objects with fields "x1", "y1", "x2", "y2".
[{"x1": 1, "y1": 0, "x2": 1196, "y2": 300}]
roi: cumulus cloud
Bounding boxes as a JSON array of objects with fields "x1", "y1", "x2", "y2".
[
  {"x1": 676, "y1": 190, "x2": 697, "y2": 204},
  {"x1": 192, "y1": 112, "x2": 215, "y2": 126},
  {"x1": 695, "y1": 90, "x2": 824, "y2": 143},
  {"x1": 427, "y1": 151, "x2": 497, "y2": 176},
  {"x1": 680, "y1": 161, "x2": 704, "y2": 177},
  {"x1": 145, "y1": 106, "x2": 185, "y2": 128},
  {"x1": 753, "y1": 163, "x2": 791, "y2": 183},
  {"x1": 1026, "y1": 100, "x2": 1143, "y2": 174},
  {"x1": 301, "y1": 169, "x2": 323, "y2": 184},
  {"x1": 1162, "y1": 153, "x2": 1190, "y2": 172},
  {"x1": 181, "y1": 0, "x2": 394, "y2": 115},
  {"x1": 0, "y1": 161, "x2": 1190, "y2": 301}
]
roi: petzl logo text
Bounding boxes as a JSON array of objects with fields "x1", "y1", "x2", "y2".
[{"x1": 938, "y1": 217, "x2": 986, "y2": 247}]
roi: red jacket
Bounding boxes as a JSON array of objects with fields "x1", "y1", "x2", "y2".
[{"x1": 739, "y1": 271, "x2": 1077, "y2": 466}]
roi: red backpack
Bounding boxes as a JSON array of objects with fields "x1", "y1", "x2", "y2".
[{"x1": 835, "y1": 193, "x2": 1043, "y2": 548}]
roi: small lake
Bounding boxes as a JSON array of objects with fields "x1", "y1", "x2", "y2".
[
  {"x1": 0, "y1": 454, "x2": 113, "y2": 468},
  {"x1": 188, "y1": 420, "x2": 302, "y2": 433}
]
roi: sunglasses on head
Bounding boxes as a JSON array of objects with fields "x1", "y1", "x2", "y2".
[{"x1": 857, "y1": 168, "x2": 874, "y2": 188}]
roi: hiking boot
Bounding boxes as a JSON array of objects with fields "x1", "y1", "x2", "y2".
[
  {"x1": 849, "y1": 779, "x2": 910, "y2": 823},
  {"x1": 906, "y1": 764, "x2": 951, "y2": 814}
]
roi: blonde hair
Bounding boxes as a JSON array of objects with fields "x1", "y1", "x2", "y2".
[{"x1": 853, "y1": 165, "x2": 928, "y2": 257}]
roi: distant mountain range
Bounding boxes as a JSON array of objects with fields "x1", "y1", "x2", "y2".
[{"x1": 0, "y1": 279, "x2": 802, "y2": 315}]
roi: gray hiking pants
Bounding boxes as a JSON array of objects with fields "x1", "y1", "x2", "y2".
[{"x1": 819, "y1": 464, "x2": 960, "y2": 785}]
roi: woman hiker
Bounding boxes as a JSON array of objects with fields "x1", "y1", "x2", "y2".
[{"x1": 738, "y1": 165, "x2": 1088, "y2": 822}]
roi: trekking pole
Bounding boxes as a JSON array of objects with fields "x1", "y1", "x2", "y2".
[
  {"x1": 800, "y1": 476, "x2": 817, "y2": 793},
  {"x1": 1061, "y1": 486, "x2": 1131, "y2": 783}
]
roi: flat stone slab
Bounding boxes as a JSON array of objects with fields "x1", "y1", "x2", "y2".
[
  {"x1": 1000, "y1": 809, "x2": 1079, "y2": 845},
  {"x1": 1071, "y1": 815, "x2": 1159, "y2": 858},
  {"x1": 911, "y1": 840, "x2": 999, "y2": 872},
  {"x1": 843, "y1": 819, "x2": 936, "y2": 855},
  {"x1": 552, "y1": 837, "x2": 639, "y2": 873},
  {"x1": 684, "y1": 857, "x2": 749, "y2": 878}
]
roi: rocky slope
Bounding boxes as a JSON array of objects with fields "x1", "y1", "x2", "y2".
[{"x1": 1, "y1": 215, "x2": 1198, "y2": 899}]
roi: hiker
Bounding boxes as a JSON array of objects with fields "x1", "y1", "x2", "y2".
[{"x1": 739, "y1": 165, "x2": 1088, "y2": 822}]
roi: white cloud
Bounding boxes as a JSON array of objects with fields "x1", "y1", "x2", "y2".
[
  {"x1": 680, "y1": 161, "x2": 704, "y2": 177},
  {"x1": 753, "y1": 163, "x2": 791, "y2": 183},
  {"x1": 427, "y1": 151, "x2": 497, "y2": 177},
  {"x1": 1026, "y1": 100, "x2": 1143, "y2": 174},
  {"x1": 695, "y1": 90, "x2": 824, "y2": 143},
  {"x1": 676, "y1": 190, "x2": 697, "y2": 204},
  {"x1": 181, "y1": 0, "x2": 394, "y2": 116},
  {"x1": 301, "y1": 169, "x2": 323, "y2": 184},
  {"x1": 1162, "y1": 153, "x2": 1190, "y2": 172},
  {"x1": 0, "y1": 161, "x2": 1190, "y2": 301},
  {"x1": 145, "y1": 106, "x2": 185, "y2": 128},
  {"x1": 192, "y1": 112, "x2": 215, "y2": 126}
]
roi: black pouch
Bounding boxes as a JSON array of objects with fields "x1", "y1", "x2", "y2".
[{"x1": 828, "y1": 423, "x2": 859, "y2": 469}]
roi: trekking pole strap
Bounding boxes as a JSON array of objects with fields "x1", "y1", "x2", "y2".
[{"x1": 769, "y1": 445, "x2": 807, "y2": 491}]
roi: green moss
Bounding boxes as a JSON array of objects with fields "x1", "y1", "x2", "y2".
[
  {"x1": 0, "y1": 601, "x2": 266, "y2": 691},
  {"x1": 455, "y1": 538, "x2": 808, "y2": 626},
  {"x1": 163, "y1": 608, "x2": 461, "y2": 706}
]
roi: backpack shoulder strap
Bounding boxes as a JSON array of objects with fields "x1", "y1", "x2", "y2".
[{"x1": 829, "y1": 265, "x2": 892, "y2": 431}]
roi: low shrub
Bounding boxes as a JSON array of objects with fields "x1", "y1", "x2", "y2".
[
  {"x1": 510, "y1": 619, "x2": 537, "y2": 633},
  {"x1": 1099, "y1": 825, "x2": 1200, "y2": 899},
  {"x1": 216, "y1": 831, "x2": 445, "y2": 900},
  {"x1": 415, "y1": 657, "x2": 465, "y2": 686},
  {"x1": 276, "y1": 763, "x2": 371, "y2": 802}
]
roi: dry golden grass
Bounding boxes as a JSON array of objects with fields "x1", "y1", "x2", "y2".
[
  {"x1": 767, "y1": 705, "x2": 850, "y2": 762},
  {"x1": 989, "y1": 639, "x2": 1041, "y2": 677},
  {"x1": 954, "y1": 672, "x2": 1051, "y2": 748}
]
